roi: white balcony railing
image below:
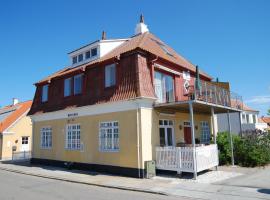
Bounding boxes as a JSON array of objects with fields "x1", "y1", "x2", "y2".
[{"x1": 156, "y1": 144, "x2": 219, "y2": 173}]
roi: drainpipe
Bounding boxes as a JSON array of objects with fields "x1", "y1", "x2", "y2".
[
  {"x1": 227, "y1": 111, "x2": 235, "y2": 166},
  {"x1": 136, "y1": 106, "x2": 141, "y2": 178}
]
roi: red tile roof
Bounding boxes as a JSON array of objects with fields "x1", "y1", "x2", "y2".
[
  {"x1": 260, "y1": 117, "x2": 270, "y2": 124},
  {"x1": 0, "y1": 100, "x2": 32, "y2": 133},
  {"x1": 37, "y1": 32, "x2": 212, "y2": 85},
  {"x1": 231, "y1": 99, "x2": 258, "y2": 112}
]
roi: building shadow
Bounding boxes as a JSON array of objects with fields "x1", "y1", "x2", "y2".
[{"x1": 258, "y1": 189, "x2": 270, "y2": 195}]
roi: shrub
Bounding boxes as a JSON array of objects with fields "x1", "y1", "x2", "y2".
[{"x1": 216, "y1": 132, "x2": 270, "y2": 167}]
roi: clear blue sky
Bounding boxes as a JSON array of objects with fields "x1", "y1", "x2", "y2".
[{"x1": 0, "y1": 0, "x2": 269, "y2": 115}]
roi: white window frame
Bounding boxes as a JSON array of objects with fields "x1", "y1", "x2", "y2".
[
  {"x1": 105, "y1": 64, "x2": 116, "y2": 88},
  {"x1": 40, "y1": 127, "x2": 52, "y2": 149},
  {"x1": 64, "y1": 78, "x2": 72, "y2": 97},
  {"x1": 65, "y1": 124, "x2": 81, "y2": 150},
  {"x1": 42, "y1": 84, "x2": 48, "y2": 102},
  {"x1": 99, "y1": 121, "x2": 119, "y2": 152},
  {"x1": 200, "y1": 121, "x2": 210, "y2": 144},
  {"x1": 159, "y1": 119, "x2": 175, "y2": 146},
  {"x1": 74, "y1": 74, "x2": 83, "y2": 95}
]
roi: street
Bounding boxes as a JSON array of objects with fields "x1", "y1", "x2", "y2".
[{"x1": 0, "y1": 170, "x2": 190, "y2": 200}]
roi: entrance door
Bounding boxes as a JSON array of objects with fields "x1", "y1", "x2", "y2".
[
  {"x1": 21, "y1": 136, "x2": 29, "y2": 151},
  {"x1": 159, "y1": 120, "x2": 174, "y2": 146},
  {"x1": 184, "y1": 127, "x2": 192, "y2": 144}
]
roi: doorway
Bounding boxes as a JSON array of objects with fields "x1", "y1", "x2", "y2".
[
  {"x1": 21, "y1": 136, "x2": 30, "y2": 151},
  {"x1": 183, "y1": 121, "x2": 192, "y2": 144}
]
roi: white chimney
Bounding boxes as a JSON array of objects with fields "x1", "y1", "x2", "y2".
[
  {"x1": 12, "y1": 98, "x2": 19, "y2": 105},
  {"x1": 135, "y1": 14, "x2": 149, "y2": 35}
]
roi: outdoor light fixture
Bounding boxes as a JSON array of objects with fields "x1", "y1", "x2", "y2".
[
  {"x1": 195, "y1": 125, "x2": 198, "y2": 130},
  {"x1": 179, "y1": 125, "x2": 182, "y2": 130}
]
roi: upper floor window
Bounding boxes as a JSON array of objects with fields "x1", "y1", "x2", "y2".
[
  {"x1": 72, "y1": 56, "x2": 77, "y2": 64},
  {"x1": 242, "y1": 114, "x2": 246, "y2": 123},
  {"x1": 64, "y1": 78, "x2": 72, "y2": 97},
  {"x1": 91, "y1": 47, "x2": 97, "y2": 57},
  {"x1": 246, "y1": 114, "x2": 250, "y2": 124},
  {"x1": 252, "y1": 114, "x2": 257, "y2": 124},
  {"x1": 74, "y1": 74, "x2": 83, "y2": 95},
  {"x1": 78, "y1": 54, "x2": 83, "y2": 62},
  {"x1": 105, "y1": 64, "x2": 116, "y2": 87},
  {"x1": 154, "y1": 71, "x2": 174, "y2": 103},
  {"x1": 85, "y1": 51, "x2": 91, "y2": 59},
  {"x1": 42, "y1": 84, "x2": 48, "y2": 102}
]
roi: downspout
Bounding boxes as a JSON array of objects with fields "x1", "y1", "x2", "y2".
[{"x1": 136, "y1": 106, "x2": 141, "y2": 178}]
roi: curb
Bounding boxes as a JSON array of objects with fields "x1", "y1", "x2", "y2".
[{"x1": 0, "y1": 166, "x2": 167, "y2": 196}]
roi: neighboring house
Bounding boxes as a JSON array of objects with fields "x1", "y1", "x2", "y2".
[
  {"x1": 216, "y1": 101, "x2": 265, "y2": 135},
  {"x1": 28, "y1": 16, "x2": 242, "y2": 178},
  {"x1": 259, "y1": 117, "x2": 270, "y2": 132},
  {"x1": 0, "y1": 99, "x2": 32, "y2": 160}
]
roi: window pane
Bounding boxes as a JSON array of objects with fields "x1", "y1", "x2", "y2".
[
  {"x1": 165, "y1": 75, "x2": 174, "y2": 102},
  {"x1": 167, "y1": 128, "x2": 173, "y2": 146},
  {"x1": 64, "y1": 78, "x2": 72, "y2": 97},
  {"x1": 78, "y1": 54, "x2": 83, "y2": 62},
  {"x1": 42, "y1": 85, "x2": 48, "y2": 102},
  {"x1": 105, "y1": 64, "x2": 116, "y2": 87},
  {"x1": 74, "y1": 74, "x2": 82, "y2": 95},
  {"x1": 154, "y1": 72, "x2": 163, "y2": 102},
  {"x1": 72, "y1": 56, "x2": 77, "y2": 64},
  {"x1": 159, "y1": 128, "x2": 165, "y2": 146},
  {"x1": 91, "y1": 48, "x2": 97, "y2": 57},
  {"x1": 85, "y1": 51, "x2": 90, "y2": 59}
]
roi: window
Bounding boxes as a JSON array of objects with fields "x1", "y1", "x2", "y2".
[
  {"x1": 42, "y1": 84, "x2": 48, "y2": 102},
  {"x1": 22, "y1": 137, "x2": 29, "y2": 145},
  {"x1": 74, "y1": 74, "x2": 83, "y2": 95},
  {"x1": 200, "y1": 121, "x2": 210, "y2": 144},
  {"x1": 99, "y1": 121, "x2": 119, "y2": 151},
  {"x1": 85, "y1": 51, "x2": 91, "y2": 59},
  {"x1": 159, "y1": 120, "x2": 174, "y2": 146},
  {"x1": 91, "y1": 47, "x2": 97, "y2": 57},
  {"x1": 252, "y1": 115, "x2": 256, "y2": 124},
  {"x1": 242, "y1": 114, "x2": 246, "y2": 123},
  {"x1": 78, "y1": 54, "x2": 83, "y2": 62},
  {"x1": 40, "y1": 127, "x2": 52, "y2": 149},
  {"x1": 66, "y1": 124, "x2": 81, "y2": 150},
  {"x1": 246, "y1": 114, "x2": 250, "y2": 124},
  {"x1": 105, "y1": 64, "x2": 116, "y2": 87},
  {"x1": 72, "y1": 56, "x2": 77, "y2": 64},
  {"x1": 64, "y1": 78, "x2": 72, "y2": 97},
  {"x1": 154, "y1": 71, "x2": 174, "y2": 103}
]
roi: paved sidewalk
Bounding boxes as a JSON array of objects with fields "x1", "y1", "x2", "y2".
[{"x1": 0, "y1": 161, "x2": 269, "y2": 200}]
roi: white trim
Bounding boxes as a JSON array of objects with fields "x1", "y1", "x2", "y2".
[
  {"x1": 30, "y1": 98, "x2": 155, "y2": 122},
  {"x1": 99, "y1": 121, "x2": 119, "y2": 152},
  {"x1": 159, "y1": 113, "x2": 176, "y2": 117},
  {"x1": 2, "y1": 131, "x2": 15, "y2": 135},
  {"x1": 154, "y1": 63, "x2": 181, "y2": 76}
]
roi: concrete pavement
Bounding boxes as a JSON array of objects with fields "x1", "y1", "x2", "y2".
[{"x1": 0, "y1": 161, "x2": 269, "y2": 200}]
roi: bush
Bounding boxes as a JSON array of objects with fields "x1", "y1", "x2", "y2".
[{"x1": 217, "y1": 132, "x2": 270, "y2": 167}]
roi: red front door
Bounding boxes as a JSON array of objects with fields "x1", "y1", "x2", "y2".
[{"x1": 184, "y1": 127, "x2": 192, "y2": 144}]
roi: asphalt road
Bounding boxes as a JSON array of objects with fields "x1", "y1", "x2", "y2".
[{"x1": 0, "y1": 170, "x2": 192, "y2": 200}]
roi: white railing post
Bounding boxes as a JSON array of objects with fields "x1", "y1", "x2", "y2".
[{"x1": 189, "y1": 102, "x2": 197, "y2": 179}]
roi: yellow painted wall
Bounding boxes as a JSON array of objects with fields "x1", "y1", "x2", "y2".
[
  {"x1": 1, "y1": 115, "x2": 32, "y2": 160},
  {"x1": 33, "y1": 110, "x2": 139, "y2": 169}
]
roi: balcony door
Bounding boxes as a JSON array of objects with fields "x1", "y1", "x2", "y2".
[
  {"x1": 154, "y1": 71, "x2": 174, "y2": 103},
  {"x1": 159, "y1": 120, "x2": 174, "y2": 147}
]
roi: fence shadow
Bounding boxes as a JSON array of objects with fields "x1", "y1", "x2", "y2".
[{"x1": 258, "y1": 189, "x2": 270, "y2": 195}]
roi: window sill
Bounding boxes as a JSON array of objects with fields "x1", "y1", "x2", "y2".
[
  {"x1": 99, "y1": 149, "x2": 119, "y2": 153},
  {"x1": 65, "y1": 148, "x2": 82, "y2": 151},
  {"x1": 40, "y1": 147, "x2": 52, "y2": 150}
]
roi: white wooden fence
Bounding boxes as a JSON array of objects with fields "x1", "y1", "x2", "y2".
[
  {"x1": 156, "y1": 144, "x2": 218, "y2": 173},
  {"x1": 12, "y1": 151, "x2": 31, "y2": 161}
]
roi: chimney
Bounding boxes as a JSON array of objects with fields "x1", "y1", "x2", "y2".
[
  {"x1": 101, "y1": 31, "x2": 106, "y2": 40},
  {"x1": 12, "y1": 98, "x2": 19, "y2": 105},
  {"x1": 135, "y1": 14, "x2": 149, "y2": 35}
]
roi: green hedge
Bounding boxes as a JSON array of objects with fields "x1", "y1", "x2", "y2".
[{"x1": 217, "y1": 132, "x2": 270, "y2": 167}]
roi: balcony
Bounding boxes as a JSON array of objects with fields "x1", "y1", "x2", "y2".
[{"x1": 154, "y1": 78, "x2": 243, "y2": 114}]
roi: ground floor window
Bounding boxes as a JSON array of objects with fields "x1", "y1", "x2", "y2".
[
  {"x1": 200, "y1": 121, "x2": 210, "y2": 144},
  {"x1": 99, "y1": 121, "x2": 119, "y2": 152},
  {"x1": 40, "y1": 127, "x2": 52, "y2": 149},
  {"x1": 159, "y1": 119, "x2": 174, "y2": 146},
  {"x1": 66, "y1": 124, "x2": 81, "y2": 150}
]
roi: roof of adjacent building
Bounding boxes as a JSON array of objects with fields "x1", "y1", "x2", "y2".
[
  {"x1": 37, "y1": 32, "x2": 212, "y2": 85},
  {"x1": 260, "y1": 116, "x2": 270, "y2": 124},
  {"x1": 0, "y1": 100, "x2": 32, "y2": 133}
]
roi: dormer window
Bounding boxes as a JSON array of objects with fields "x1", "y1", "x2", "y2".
[
  {"x1": 74, "y1": 74, "x2": 83, "y2": 95},
  {"x1": 91, "y1": 48, "x2": 97, "y2": 57},
  {"x1": 42, "y1": 84, "x2": 49, "y2": 102},
  {"x1": 85, "y1": 51, "x2": 91, "y2": 59},
  {"x1": 105, "y1": 64, "x2": 116, "y2": 87},
  {"x1": 72, "y1": 56, "x2": 77, "y2": 64},
  {"x1": 78, "y1": 54, "x2": 83, "y2": 62}
]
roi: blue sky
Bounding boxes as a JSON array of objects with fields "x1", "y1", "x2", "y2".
[{"x1": 0, "y1": 0, "x2": 269, "y2": 115}]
